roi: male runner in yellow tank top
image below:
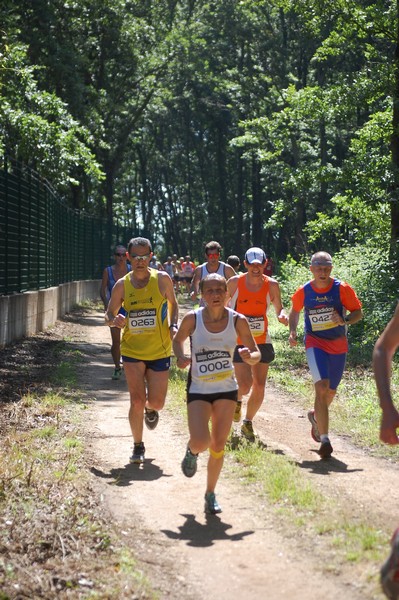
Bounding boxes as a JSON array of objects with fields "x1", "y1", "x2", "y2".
[
  {"x1": 227, "y1": 247, "x2": 288, "y2": 442},
  {"x1": 105, "y1": 237, "x2": 179, "y2": 463}
]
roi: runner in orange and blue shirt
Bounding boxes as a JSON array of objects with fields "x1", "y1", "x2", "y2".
[{"x1": 288, "y1": 251, "x2": 363, "y2": 459}]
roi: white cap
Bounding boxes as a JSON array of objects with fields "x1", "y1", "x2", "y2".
[{"x1": 245, "y1": 247, "x2": 266, "y2": 264}]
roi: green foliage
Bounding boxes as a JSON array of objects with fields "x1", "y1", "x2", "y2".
[
  {"x1": 278, "y1": 254, "x2": 311, "y2": 306},
  {"x1": 305, "y1": 194, "x2": 390, "y2": 249},
  {"x1": 1, "y1": 0, "x2": 398, "y2": 259},
  {"x1": 0, "y1": 41, "x2": 103, "y2": 194},
  {"x1": 332, "y1": 244, "x2": 398, "y2": 359}
]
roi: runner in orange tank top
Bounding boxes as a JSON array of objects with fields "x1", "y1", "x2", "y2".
[{"x1": 227, "y1": 247, "x2": 288, "y2": 442}]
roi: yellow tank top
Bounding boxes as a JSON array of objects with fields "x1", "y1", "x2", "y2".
[{"x1": 120, "y1": 269, "x2": 171, "y2": 360}]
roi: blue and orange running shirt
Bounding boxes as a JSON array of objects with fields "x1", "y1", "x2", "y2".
[{"x1": 291, "y1": 278, "x2": 362, "y2": 354}]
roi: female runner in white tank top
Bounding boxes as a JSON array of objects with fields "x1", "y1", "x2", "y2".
[{"x1": 173, "y1": 273, "x2": 260, "y2": 515}]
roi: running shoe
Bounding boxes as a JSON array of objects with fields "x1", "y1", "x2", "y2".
[
  {"x1": 112, "y1": 367, "x2": 122, "y2": 380},
  {"x1": 181, "y1": 446, "x2": 198, "y2": 477},
  {"x1": 144, "y1": 408, "x2": 159, "y2": 430},
  {"x1": 241, "y1": 420, "x2": 256, "y2": 442},
  {"x1": 381, "y1": 528, "x2": 399, "y2": 600},
  {"x1": 318, "y1": 440, "x2": 333, "y2": 459},
  {"x1": 307, "y1": 409, "x2": 321, "y2": 443},
  {"x1": 204, "y1": 492, "x2": 222, "y2": 515},
  {"x1": 130, "y1": 442, "x2": 145, "y2": 464},
  {"x1": 233, "y1": 400, "x2": 242, "y2": 423}
]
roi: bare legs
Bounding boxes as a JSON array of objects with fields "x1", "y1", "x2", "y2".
[
  {"x1": 234, "y1": 362, "x2": 269, "y2": 421},
  {"x1": 314, "y1": 379, "x2": 336, "y2": 436},
  {"x1": 110, "y1": 326, "x2": 122, "y2": 369},
  {"x1": 123, "y1": 362, "x2": 169, "y2": 443},
  {"x1": 187, "y1": 399, "x2": 235, "y2": 493}
]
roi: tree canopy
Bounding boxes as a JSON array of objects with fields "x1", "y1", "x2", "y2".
[{"x1": 1, "y1": 0, "x2": 398, "y2": 262}]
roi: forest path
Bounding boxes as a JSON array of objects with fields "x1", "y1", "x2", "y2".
[{"x1": 70, "y1": 307, "x2": 394, "y2": 600}]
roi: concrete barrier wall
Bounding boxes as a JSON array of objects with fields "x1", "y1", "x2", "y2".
[{"x1": 0, "y1": 279, "x2": 101, "y2": 347}]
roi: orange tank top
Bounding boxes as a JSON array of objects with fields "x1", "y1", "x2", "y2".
[{"x1": 234, "y1": 274, "x2": 271, "y2": 344}]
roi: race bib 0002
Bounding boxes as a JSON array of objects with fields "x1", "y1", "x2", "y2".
[{"x1": 194, "y1": 349, "x2": 232, "y2": 382}]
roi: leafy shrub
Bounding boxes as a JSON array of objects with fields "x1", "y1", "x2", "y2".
[{"x1": 279, "y1": 255, "x2": 310, "y2": 308}]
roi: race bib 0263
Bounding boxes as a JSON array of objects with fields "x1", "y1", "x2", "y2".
[{"x1": 128, "y1": 308, "x2": 156, "y2": 332}]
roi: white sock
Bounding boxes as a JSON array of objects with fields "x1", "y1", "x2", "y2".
[{"x1": 320, "y1": 434, "x2": 330, "y2": 443}]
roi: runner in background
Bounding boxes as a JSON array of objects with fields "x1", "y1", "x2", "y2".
[
  {"x1": 227, "y1": 255, "x2": 242, "y2": 274},
  {"x1": 180, "y1": 255, "x2": 196, "y2": 295},
  {"x1": 227, "y1": 246, "x2": 288, "y2": 441},
  {"x1": 149, "y1": 255, "x2": 163, "y2": 270},
  {"x1": 172, "y1": 254, "x2": 181, "y2": 293},
  {"x1": 178, "y1": 256, "x2": 185, "y2": 295},
  {"x1": 100, "y1": 244, "x2": 131, "y2": 380},
  {"x1": 163, "y1": 256, "x2": 176, "y2": 282},
  {"x1": 190, "y1": 241, "x2": 236, "y2": 304},
  {"x1": 263, "y1": 255, "x2": 273, "y2": 277}
]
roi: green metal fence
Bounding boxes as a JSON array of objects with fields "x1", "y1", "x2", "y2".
[{"x1": 0, "y1": 159, "x2": 133, "y2": 295}]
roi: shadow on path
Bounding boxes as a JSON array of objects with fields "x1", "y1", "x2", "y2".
[
  {"x1": 91, "y1": 461, "x2": 171, "y2": 485},
  {"x1": 297, "y1": 452, "x2": 364, "y2": 475},
  {"x1": 161, "y1": 513, "x2": 255, "y2": 547}
]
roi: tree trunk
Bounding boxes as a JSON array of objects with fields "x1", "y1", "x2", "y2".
[
  {"x1": 251, "y1": 154, "x2": 262, "y2": 245},
  {"x1": 391, "y1": 0, "x2": 399, "y2": 257}
]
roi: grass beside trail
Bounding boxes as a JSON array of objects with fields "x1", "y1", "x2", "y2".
[
  {"x1": 1, "y1": 302, "x2": 395, "y2": 597},
  {"x1": 268, "y1": 313, "x2": 399, "y2": 458},
  {"x1": 0, "y1": 328, "x2": 155, "y2": 599}
]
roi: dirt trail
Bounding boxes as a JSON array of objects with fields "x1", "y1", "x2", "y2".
[{"x1": 69, "y1": 308, "x2": 397, "y2": 600}]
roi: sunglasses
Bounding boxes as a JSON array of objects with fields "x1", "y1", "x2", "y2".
[
  {"x1": 129, "y1": 253, "x2": 151, "y2": 261},
  {"x1": 207, "y1": 252, "x2": 220, "y2": 259},
  {"x1": 114, "y1": 252, "x2": 126, "y2": 257}
]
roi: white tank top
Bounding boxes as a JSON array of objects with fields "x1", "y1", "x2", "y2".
[
  {"x1": 200, "y1": 261, "x2": 226, "y2": 280},
  {"x1": 189, "y1": 307, "x2": 238, "y2": 394}
]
